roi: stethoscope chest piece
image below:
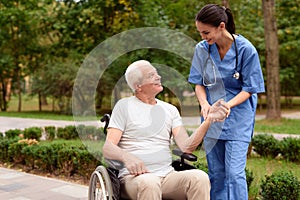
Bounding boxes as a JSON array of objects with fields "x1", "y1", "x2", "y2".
[{"x1": 233, "y1": 71, "x2": 240, "y2": 79}]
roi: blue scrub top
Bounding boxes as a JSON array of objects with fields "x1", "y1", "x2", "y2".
[{"x1": 188, "y1": 35, "x2": 265, "y2": 142}]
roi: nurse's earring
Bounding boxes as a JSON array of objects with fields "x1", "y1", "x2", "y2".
[{"x1": 233, "y1": 71, "x2": 240, "y2": 79}]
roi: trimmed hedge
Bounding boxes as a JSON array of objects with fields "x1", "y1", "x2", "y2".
[
  {"x1": 280, "y1": 137, "x2": 300, "y2": 162},
  {"x1": 260, "y1": 171, "x2": 300, "y2": 200},
  {"x1": 44, "y1": 126, "x2": 56, "y2": 141},
  {"x1": 252, "y1": 134, "x2": 281, "y2": 158},
  {"x1": 251, "y1": 134, "x2": 300, "y2": 162},
  {"x1": 5, "y1": 129, "x2": 22, "y2": 139},
  {"x1": 0, "y1": 138, "x2": 19, "y2": 162},
  {"x1": 23, "y1": 127, "x2": 42, "y2": 141},
  {"x1": 0, "y1": 137, "x2": 102, "y2": 181},
  {"x1": 57, "y1": 126, "x2": 79, "y2": 140},
  {"x1": 193, "y1": 160, "x2": 254, "y2": 191}
]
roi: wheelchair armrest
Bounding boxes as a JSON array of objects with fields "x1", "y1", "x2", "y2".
[
  {"x1": 105, "y1": 159, "x2": 124, "y2": 170},
  {"x1": 172, "y1": 148, "x2": 197, "y2": 162}
]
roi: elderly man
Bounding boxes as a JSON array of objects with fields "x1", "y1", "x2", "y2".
[{"x1": 103, "y1": 60, "x2": 229, "y2": 200}]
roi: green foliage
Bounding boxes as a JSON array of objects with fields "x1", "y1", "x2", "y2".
[
  {"x1": 0, "y1": 138, "x2": 18, "y2": 162},
  {"x1": 193, "y1": 160, "x2": 208, "y2": 173},
  {"x1": 57, "y1": 125, "x2": 79, "y2": 140},
  {"x1": 245, "y1": 168, "x2": 254, "y2": 192},
  {"x1": 251, "y1": 134, "x2": 281, "y2": 158},
  {"x1": 8, "y1": 140, "x2": 38, "y2": 164},
  {"x1": 252, "y1": 134, "x2": 300, "y2": 163},
  {"x1": 44, "y1": 126, "x2": 56, "y2": 141},
  {"x1": 76, "y1": 124, "x2": 105, "y2": 140},
  {"x1": 0, "y1": 132, "x2": 3, "y2": 139},
  {"x1": 254, "y1": 118, "x2": 300, "y2": 135},
  {"x1": 23, "y1": 127, "x2": 42, "y2": 141},
  {"x1": 193, "y1": 160, "x2": 254, "y2": 191},
  {"x1": 260, "y1": 171, "x2": 300, "y2": 200},
  {"x1": 5, "y1": 129, "x2": 22, "y2": 139},
  {"x1": 280, "y1": 137, "x2": 300, "y2": 162},
  {"x1": 56, "y1": 144, "x2": 99, "y2": 177}
]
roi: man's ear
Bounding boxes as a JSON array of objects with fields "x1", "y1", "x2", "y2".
[{"x1": 135, "y1": 84, "x2": 141, "y2": 91}]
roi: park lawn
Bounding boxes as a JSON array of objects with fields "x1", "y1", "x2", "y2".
[
  {"x1": 246, "y1": 156, "x2": 300, "y2": 199},
  {"x1": 254, "y1": 118, "x2": 300, "y2": 135},
  {"x1": 192, "y1": 152, "x2": 300, "y2": 200},
  {"x1": 0, "y1": 111, "x2": 74, "y2": 121}
]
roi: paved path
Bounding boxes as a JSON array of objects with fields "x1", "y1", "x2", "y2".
[
  {"x1": 0, "y1": 111, "x2": 299, "y2": 199},
  {"x1": 0, "y1": 167, "x2": 88, "y2": 200}
]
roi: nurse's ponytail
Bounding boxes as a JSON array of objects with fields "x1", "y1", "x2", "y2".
[
  {"x1": 195, "y1": 4, "x2": 236, "y2": 34},
  {"x1": 224, "y1": 7, "x2": 235, "y2": 34}
]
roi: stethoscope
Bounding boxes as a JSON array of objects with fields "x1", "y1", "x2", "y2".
[{"x1": 208, "y1": 34, "x2": 239, "y2": 80}]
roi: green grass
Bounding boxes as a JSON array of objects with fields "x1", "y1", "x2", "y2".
[
  {"x1": 1, "y1": 111, "x2": 299, "y2": 134},
  {"x1": 0, "y1": 111, "x2": 74, "y2": 121},
  {"x1": 254, "y1": 118, "x2": 300, "y2": 135},
  {"x1": 193, "y1": 151, "x2": 300, "y2": 200},
  {"x1": 246, "y1": 156, "x2": 300, "y2": 200}
]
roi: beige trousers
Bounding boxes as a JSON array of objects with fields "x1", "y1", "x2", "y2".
[{"x1": 120, "y1": 169, "x2": 210, "y2": 200}]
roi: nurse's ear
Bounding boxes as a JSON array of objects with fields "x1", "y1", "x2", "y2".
[{"x1": 218, "y1": 22, "x2": 226, "y2": 30}]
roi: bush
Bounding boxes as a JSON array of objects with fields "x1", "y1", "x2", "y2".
[
  {"x1": 8, "y1": 139, "x2": 39, "y2": 164},
  {"x1": 260, "y1": 171, "x2": 300, "y2": 200},
  {"x1": 251, "y1": 134, "x2": 281, "y2": 158},
  {"x1": 5, "y1": 129, "x2": 22, "y2": 139},
  {"x1": 76, "y1": 125, "x2": 104, "y2": 140},
  {"x1": 280, "y1": 137, "x2": 300, "y2": 162},
  {"x1": 45, "y1": 126, "x2": 56, "y2": 141},
  {"x1": 57, "y1": 126, "x2": 78, "y2": 140},
  {"x1": 0, "y1": 132, "x2": 4, "y2": 139},
  {"x1": 193, "y1": 160, "x2": 208, "y2": 173},
  {"x1": 22, "y1": 140, "x2": 69, "y2": 172},
  {"x1": 193, "y1": 161, "x2": 254, "y2": 191},
  {"x1": 23, "y1": 127, "x2": 42, "y2": 141},
  {"x1": 57, "y1": 146, "x2": 81, "y2": 176},
  {"x1": 0, "y1": 138, "x2": 18, "y2": 162},
  {"x1": 245, "y1": 168, "x2": 254, "y2": 191}
]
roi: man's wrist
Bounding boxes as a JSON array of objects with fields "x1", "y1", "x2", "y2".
[{"x1": 205, "y1": 115, "x2": 212, "y2": 123}]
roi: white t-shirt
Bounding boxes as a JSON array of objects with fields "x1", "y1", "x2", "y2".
[{"x1": 108, "y1": 96, "x2": 183, "y2": 178}]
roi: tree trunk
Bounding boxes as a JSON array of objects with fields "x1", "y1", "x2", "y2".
[
  {"x1": 38, "y1": 92, "x2": 42, "y2": 112},
  {"x1": 221, "y1": 0, "x2": 229, "y2": 8},
  {"x1": 262, "y1": 0, "x2": 281, "y2": 119},
  {"x1": 15, "y1": 66, "x2": 22, "y2": 112},
  {"x1": 0, "y1": 78, "x2": 7, "y2": 111}
]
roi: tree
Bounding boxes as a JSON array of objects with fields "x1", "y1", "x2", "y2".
[
  {"x1": 221, "y1": 0, "x2": 229, "y2": 8},
  {"x1": 262, "y1": 0, "x2": 281, "y2": 119},
  {"x1": 0, "y1": 1, "x2": 42, "y2": 112},
  {"x1": 276, "y1": 0, "x2": 300, "y2": 107}
]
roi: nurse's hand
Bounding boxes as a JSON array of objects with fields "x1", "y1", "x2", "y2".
[
  {"x1": 208, "y1": 99, "x2": 230, "y2": 122},
  {"x1": 200, "y1": 101, "x2": 211, "y2": 120}
]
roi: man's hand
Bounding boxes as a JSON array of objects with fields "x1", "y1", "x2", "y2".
[
  {"x1": 207, "y1": 99, "x2": 230, "y2": 122},
  {"x1": 123, "y1": 154, "x2": 148, "y2": 176}
]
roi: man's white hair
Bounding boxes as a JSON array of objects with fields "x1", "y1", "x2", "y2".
[{"x1": 125, "y1": 60, "x2": 153, "y2": 92}]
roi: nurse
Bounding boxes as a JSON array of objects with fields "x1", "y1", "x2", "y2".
[{"x1": 188, "y1": 4, "x2": 265, "y2": 200}]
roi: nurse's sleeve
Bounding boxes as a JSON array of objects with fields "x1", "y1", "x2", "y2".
[
  {"x1": 188, "y1": 46, "x2": 204, "y2": 85},
  {"x1": 241, "y1": 47, "x2": 265, "y2": 94}
]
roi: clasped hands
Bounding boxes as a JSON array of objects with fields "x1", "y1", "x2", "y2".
[{"x1": 204, "y1": 99, "x2": 230, "y2": 122}]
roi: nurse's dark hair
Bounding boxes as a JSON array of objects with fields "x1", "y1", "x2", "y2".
[{"x1": 195, "y1": 4, "x2": 235, "y2": 34}]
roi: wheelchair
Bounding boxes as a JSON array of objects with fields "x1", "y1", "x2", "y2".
[{"x1": 88, "y1": 114, "x2": 198, "y2": 200}]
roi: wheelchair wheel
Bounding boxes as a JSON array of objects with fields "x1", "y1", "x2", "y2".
[{"x1": 88, "y1": 166, "x2": 114, "y2": 200}]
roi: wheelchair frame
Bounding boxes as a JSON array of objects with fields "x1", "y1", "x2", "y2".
[{"x1": 88, "y1": 114, "x2": 198, "y2": 200}]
